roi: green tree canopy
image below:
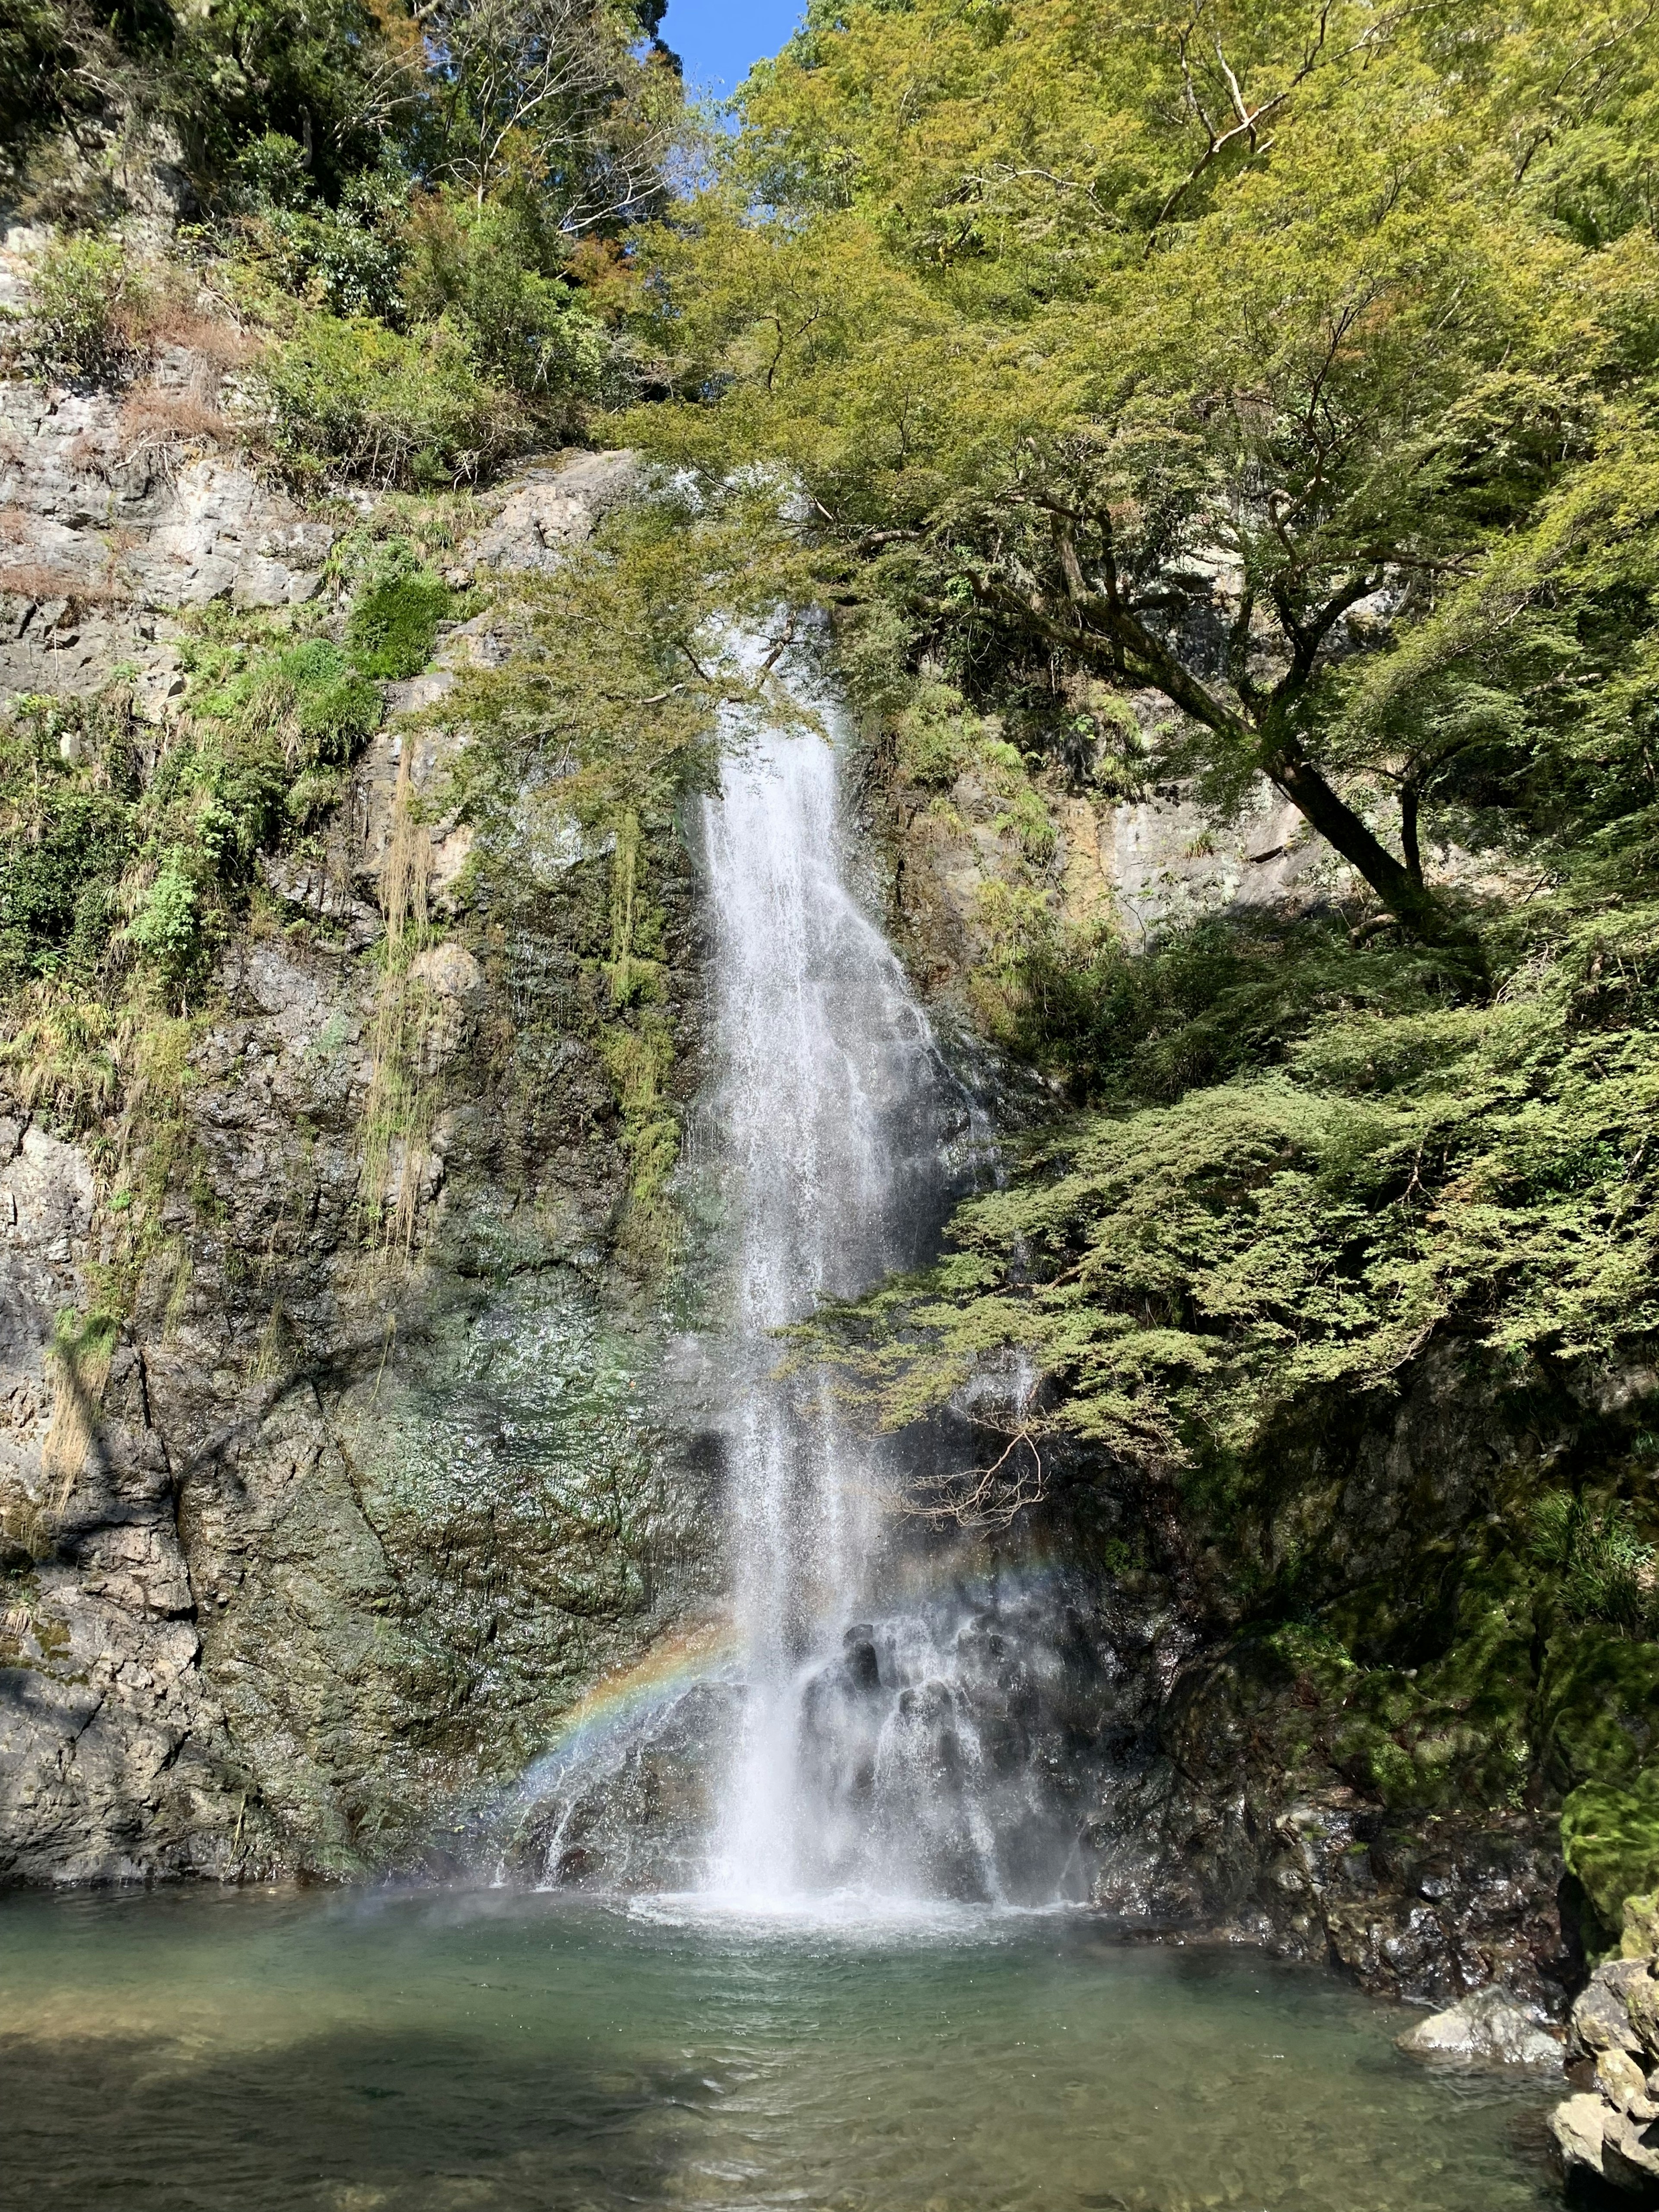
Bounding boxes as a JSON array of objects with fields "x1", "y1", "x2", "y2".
[{"x1": 623, "y1": 0, "x2": 1659, "y2": 955}]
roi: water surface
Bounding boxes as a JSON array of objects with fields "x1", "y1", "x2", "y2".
[{"x1": 0, "y1": 1887, "x2": 1557, "y2": 2211}]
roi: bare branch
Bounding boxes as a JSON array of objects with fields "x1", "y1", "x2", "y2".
[{"x1": 899, "y1": 1425, "x2": 1048, "y2": 1531}]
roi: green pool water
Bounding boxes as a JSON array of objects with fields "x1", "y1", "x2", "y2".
[{"x1": 0, "y1": 1887, "x2": 1559, "y2": 2212}]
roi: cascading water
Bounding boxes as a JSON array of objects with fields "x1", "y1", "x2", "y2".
[
  {"x1": 698, "y1": 687, "x2": 988, "y2": 1903},
  {"x1": 688, "y1": 658, "x2": 1114, "y2": 1910},
  {"x1": 506, "y1": 658, "x2": 1118, "y2": 1908}
]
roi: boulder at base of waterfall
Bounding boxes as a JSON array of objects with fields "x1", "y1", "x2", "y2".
[
  {"x1": 1551, "y1": 1954, "x2": 1659, "y2": 2203},
  {"x1": 1395, "y1": 1984, "x2": 1563, "y2": 2069},
  {"x1": 1603, "y1": 2109, "x2": 1659, "y2": 2201}
]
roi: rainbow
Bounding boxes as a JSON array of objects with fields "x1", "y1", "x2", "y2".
[
  {"x1": 512, "y1": 1545, "x2": 1081, "y2": 1795},
  {"x1": 521, "y1": 1615, "x2": 740, "y2": 1786}
]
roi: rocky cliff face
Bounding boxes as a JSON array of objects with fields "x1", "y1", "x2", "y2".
[
  {"x1": 0, "y1": 425, "x2": 720, "y2": 1882},
  {"x1": 0, "y1": 355, "x2": 334, "y2": 715},
  {"x1": 0, "y1": 364, "x2": 1646, "y2": 2072}
]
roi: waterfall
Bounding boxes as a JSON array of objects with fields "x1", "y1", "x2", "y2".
[
  {"x1": 699, "y1": 684, "x2": 1005, "y2": 1905},
  {"x1": 506, "y1": 663, "x2": 1104, "y2": 1910}
]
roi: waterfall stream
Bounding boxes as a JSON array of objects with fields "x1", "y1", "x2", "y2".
[
  {"x1": 699, "y1": 695, "x2": 992, "y2": 1903},
  {"x1": 507, "y1": 668, "x2": 1109, "y2": 1907}
]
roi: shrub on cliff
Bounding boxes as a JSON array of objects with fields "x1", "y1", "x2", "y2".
[
  {"x1": 798, "y1": 883, "x2": 1659, "y2": 1478},
  {"x1": 0, "y1": 545, "x2": 450, "y2": 1005},
  {"x1": 402, "y1": 191, "x2": 607, "y2": 406},
  {"x1": 254, "y1": 309, "x2": 534, "y2": 489},
  {"x1": 0, "y1": 748, "x2": 133, "y2": 989},
  {"x1": 7, "y1": 235, "x2": 153, "y2": 385}
]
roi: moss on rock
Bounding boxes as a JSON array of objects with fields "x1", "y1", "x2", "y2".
[{"x1": 1563, "y1": 1773, "x2": 1659, "y2": 1945}]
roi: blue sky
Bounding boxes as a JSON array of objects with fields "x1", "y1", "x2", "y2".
[{"x1": 659, "y1": 0, "x2": 807, "y2": 97}]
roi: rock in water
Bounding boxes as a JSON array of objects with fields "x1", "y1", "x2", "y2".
[
  {"x1": 1395, "y1": 1984, "x2": 1562, "y2": 2069},
  {"x1": 1552, "y1": 2093, "x2": 1613, "y2": 2185}
]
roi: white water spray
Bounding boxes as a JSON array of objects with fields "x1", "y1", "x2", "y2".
[
  {"x1": 509, "y1": 663, "x2": 1095, "y2": 1908},
  {"x1": 699, "y1": 678, "x2": 1009, "y2": 1905}
]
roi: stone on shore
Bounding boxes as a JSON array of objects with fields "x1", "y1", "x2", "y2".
[{"x1": 1552, "y1": 1949, "x2": 1659, "y2": 2204}]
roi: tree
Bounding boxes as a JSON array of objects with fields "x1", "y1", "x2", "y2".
[
  {"x1": 626, "y1": 0, "x2": 1659, "y2": 960},
  {"x1": 419, "y1": 0, "x2": 680, "y2": 222}
]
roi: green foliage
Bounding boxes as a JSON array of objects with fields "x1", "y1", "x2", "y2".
[
  {"x1": 0, "y1": 0, "x2": 80, "y2": 159},
  {"x1": 402, "y1": 190, "x2": 606, "y2": 402},
  {"x1": 165, "y1": 0, "x2": 416, "y2": 205},
  {"x1": 804, "y1": 899, "x2": 1659, "y2": 1471},
  {"x1": 0, "y1": 773, "x2": 132, "y2": 991},
  {"x1": 238, "y1": 147, "x2": 413, "y2": 321},
  {"x1": 0, "y1": 698, "x2": 138, "y2": 989},
  {"x1": 992, "y1": 915, "x2": 1466, "y2": 1109},
  {"x1": 0, "y1": 0, "x2": 175, "y2": 214},
  {"x1": 1531, "y1": 1490, "x2": 1657, "y2": 1636},
  {"x1": 0, "y1": 542, "x2": 451, "y2": 1006},
  {"x1": 437, "y1": 489, "x2": 823, "y2": 837},
  {"x1": 125, "y1": 856, "x2": 199, "y2": 981},
  {"x1": 415, "y1": 0, "x2": 681, "y2": 220},
  {"x1": 891, "y1": 675, "x2": 979, "y2": 788},
  {"x1": 1563, "y1": 1771, "x2": 1659, "y2": 1940},
  {"x1": 626, "y1": 0, "x2": 1659, "y2": 945},
  {"x1": 4, "y1": 0, "x2": 682, "y2": 480},
  {"x1": 185, "y1": 630, "x2": 381, "y2": 765},
  {"x1": 232, "y1": 181, "x2": 608, "y2": 480},
  {"x1": 346, "y1": 569, "x2": 452, "y2": 681},
  {"x1": 255, "y1": 307, "x2": 534, "y2": 488},
  {"x1": 234, "y1": 130, "x2": 313, "y2": 210},
  {"x1": 12, "y1": 234, "x2": 149, "y2": 382}
]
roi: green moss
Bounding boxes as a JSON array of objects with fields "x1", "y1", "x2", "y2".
[
  {"x1": 1312, "y1": 1565, "x2": 1538, "y2": 1810},
  {"x1": 1538, "y1": 1621, "x2": 1659, "y2": 1793},
  {"x1": 598, "y1": 1013, "x2": 680, "y2": 1268},
  {"x1": 346, "y1": 572, "x2": 451, "y2": 681},
  {"x1": 1562, "y1": 1770, "x2": 1659, "y2": 1940},
  {"x1": 1622, "y1": 1892, "x2": 1659, "y2": 1956},
  {"x1": 995, "y1": 781, "x2": 1058, "y2": 864}
]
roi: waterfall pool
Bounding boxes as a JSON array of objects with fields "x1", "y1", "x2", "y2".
[{"x1": 0, "y1": 1886, "x2": 1559, "y2": 2211}]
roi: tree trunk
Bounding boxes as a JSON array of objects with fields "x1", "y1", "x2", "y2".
[
  {"x1": 1263, "y1": 738, "x2": 1481, "y2": 970},
  {"x1": 1400, "y1": 782, "x2": 1423, "y2": 886},
  {"x1": 979, "y1": 561, "x2": 1483, "y2": 972}
]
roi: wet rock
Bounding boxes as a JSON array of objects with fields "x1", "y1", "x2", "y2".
[
  {"x1": 1603, "y1": 2114, "x2": 1659, "y2": 2200},
  {"x1": 1596, "y1": 2047, "x2": 1659, "y2": 2121},
  {"x1": 1396, "y1": 1984, "x2": 1563, "y2": 2069},
  {"x1": 258, "y1": 855, "x2": 382, "y2": 949},
  {"x1": 1, "y1": 448, "x2": 718, "y2": 1883},
  {"x1": 1572, "y1": 1964, "x2": 1656, "y2": 2059},
  {"x1": 1553, "y1": 2093, "x2": 1613, "y2": 2186},
  {"x1": 842, "y1": 1624, "x2": 880, "y2": 1693},
  {"x1": 503, "y1": 1679, "x2": 738, "y2": 1891}
]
